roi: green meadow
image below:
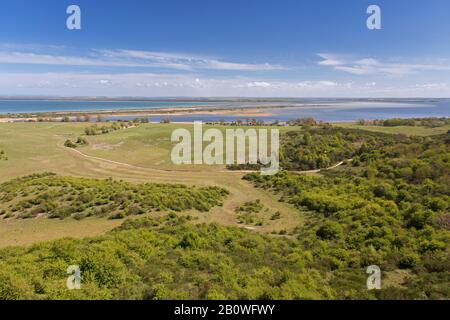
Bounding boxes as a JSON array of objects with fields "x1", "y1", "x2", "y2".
[
  {"x1": 0, "y1": 120, "x2": 448, "y2": 300},
  {"x1": 0, "y1": 122, "x2": 304, "y2": 247}
]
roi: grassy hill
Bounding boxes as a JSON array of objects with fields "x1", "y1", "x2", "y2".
[{"x1": 0, "y1": 120, "x2": 448, "y2": 300}]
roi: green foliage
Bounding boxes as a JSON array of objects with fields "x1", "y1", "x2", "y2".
[
  {"x1": 65, "y1": 136, "x2": 89, "y2": 149},
  {"x1": 64, "y1": 139, "x2": 77, "y2": 148},
  {"x1": 235, "y1": 200, "x2": 264, "y2": 226},
  {"x1": 316, "y1": 221, "x2": 343, "y2": 240},
  {"x1": 76, "y1": 137, "x2": 88, "y2": 145},
  {"x1": 281, "y1": 127, "x2": 406, "y2": 171},
  {"x1": 244, "y1": 131, "x2": 450, "y2": 299},
  {"x1": 0, "y1": 150, "x2": 7, "y2": 161},
  {"x1": 1, "y1": 125, "x2": 448, "y2": 300},
  {"x1": 286, "y1": 117, "x2": 318, "y2": 127},
  {"x1": 0, "y1": 216, "x2": 332, "y2": 300},
  {"x1": 370, "y1": 117, "x2": 450, "y2": 128},
  {"x1": 0, "y1": 173, "x2": 229, "y2": 220},
  {"x1": 271, "y1": 211, "x2": 282, "y2": 220},
  {"x1": 84, "y1": 122, "x2": 135, "y2": 136}
]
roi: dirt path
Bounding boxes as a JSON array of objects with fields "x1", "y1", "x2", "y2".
[
  {"x1": 65, "y1": 146, "x2": 351, "y2": 174},
  {"x1": 291, "y1": 159, "x2": 352, "y2": 174}
]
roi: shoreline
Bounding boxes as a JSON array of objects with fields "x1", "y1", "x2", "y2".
[
  {"x1": 0, "y1": 100, "x2": 448, "y2": 123},
  {"x1": 0, "y1": 104, "x2": 320, "y2": 122}
]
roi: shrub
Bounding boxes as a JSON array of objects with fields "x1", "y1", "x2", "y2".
[
  {"x1": 316, "y1": 221, "x2": 343, "y2": 240},
  {"x1": 64, "y1": 140, "x2": 77, "y2": 148}
]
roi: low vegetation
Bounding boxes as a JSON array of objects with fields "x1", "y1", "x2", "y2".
[
  {"x1": 0, "y1": 173, "x2": 229, "y2": 220},
  {"x1": 235, "y1": 200, "x2": 264, "y2": 226},
  {"x1": 357, "y1": 117, "x2": 450, "y2": 128},
  {"x1": 245, "y1": 132, "x2": 450, "y2": 299},
  {"x1": 280, "y1": 127, "x2": 407, "y2": 171},
  {"x1": 0, "y1": 120, "x2": 448, "y2": 300},
  {"x1": 64, "y1": 137, "x2": 88, "y2": 149},
  {"x1": 0, "y1": 215, "x2": 334, "y2": 300},
  {"x1": 84, "y1": 122, "x2": 136, "y2": 136},
  {"x1": 0, "y1": 150, "x2": 7, "y2": 161},
  {"x1": 227, "y1": 127, "x2": 408, "y2": 172}
]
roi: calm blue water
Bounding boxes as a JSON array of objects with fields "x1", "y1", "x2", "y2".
[
  {"x1": 0, "y1": 100, "x2": 226, "y2": 114},
  {"x1": 0, "y1": 99, "x2": 449, "y2": 122}
]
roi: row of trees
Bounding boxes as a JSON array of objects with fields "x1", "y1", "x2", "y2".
[
  {"x1": 357, "y1": 117, "x2": 450, "y2": 128},
  {"x1": 84, "y1": 122, "x2": 135, "y2": 135},
  {"x1": 61, "y1": 115, "x2": 104, "y2": 122}
]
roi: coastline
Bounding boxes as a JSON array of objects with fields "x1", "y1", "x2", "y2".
[
  {"x1": 0, "y1": 99, "x2": 448, "y2": 123},
  {"x1": 0, "y1": 104, "x2": 315, "y2": 122}
]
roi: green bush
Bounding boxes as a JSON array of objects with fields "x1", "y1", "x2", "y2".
[{"x1": 0, "y1": 173, "x2": 229, "y2": 220}]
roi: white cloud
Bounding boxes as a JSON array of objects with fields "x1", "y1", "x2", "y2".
[
  {"x1": 245, "y1": 82, "x2": 272, "y2": 88},
  {"x1": 1, "y1": 72, "x2": 450, "y2": 97},
  {"x1": 97, "y1": 49, "x2": 285, "y2": 71},
  {"x1": 97, "y1": 79, "x2": 113, "y2": 85},
  {"x1": 317, "y1": 53, "x2": 346, "y2": 67},
  {"x1": 318, "y1": 53, "x2": 450, "y2": 76},
  {"x1": 415, "y1": 83, "x2": 448, "y2": 89},
  {"x1": 0, "y1": 47, "x2": 285, "y2": 72},
  {"x1": 0, "y1": 51, "x2": 151, "y2": 68}
]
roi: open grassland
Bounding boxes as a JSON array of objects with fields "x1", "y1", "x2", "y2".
[
  {"x1": 0, "y1": 122, "x2": 304, "y2": 247},
  {"x1": 0, "y1": 120, "x2": 448, "y2": 300},
  {"x1": 0, "y1": 121, "x2": 446, "y2": 247},
  {"x1": 0, "y1": 216, "x2": 122, "y2": 248}
]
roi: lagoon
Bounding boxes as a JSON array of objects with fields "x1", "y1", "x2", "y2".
[{"x1": 0, "y1": 98, "x2": 449, "y2": 122}]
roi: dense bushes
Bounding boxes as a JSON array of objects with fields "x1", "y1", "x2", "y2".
[
  {"x1": 64, "y1": 139, "x2": 77, "y2": 148},
  {"x1": 0, "y1": 126, "x2": 448, "y2": 300},
  {"x1": 359, "y1": 117, "x2": 450, "y2": 128},
  {"x1": 245, "y1": 132, "x2": 449, "y2": 299},
  {"x1": 0, "y1": 216, "x2": 333, "y2": 300},
  {"x1": 0, "y1": 173, "x2": 229, "y2": 220},
  {"x1": 225, "y1": 127, "x2": 404, "y2": 172},
  {"x1": 280, "y1": 127, "x2": 406, "y2": 171}
]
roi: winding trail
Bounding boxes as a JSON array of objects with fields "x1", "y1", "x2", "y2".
[
  {"x1": 65, "y1": 145, "x2": 351, "y2": 174},
  {"x1": 291, "y1": 159, "x2": 352, "y2": 174}
]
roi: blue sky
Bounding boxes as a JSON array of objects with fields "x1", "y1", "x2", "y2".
[{"x1": 0, "y1": 0, "x2": 449, "y2": 97}]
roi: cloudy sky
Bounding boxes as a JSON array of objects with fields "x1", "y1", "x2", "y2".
[{"x1": 0, "y1": 0, "x2": 449, "y2": 97}]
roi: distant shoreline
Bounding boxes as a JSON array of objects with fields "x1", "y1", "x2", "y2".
[
  {"x1": 0, "y1": 98, "x2": 448, "y2": 123},
  {"x1": 0, "y1": 104, "x2": 319, "y2": 121}
]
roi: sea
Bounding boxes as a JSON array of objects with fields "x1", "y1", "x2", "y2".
[{"x1": 0, "y1": 98, "x2": 449, "y2": 122}]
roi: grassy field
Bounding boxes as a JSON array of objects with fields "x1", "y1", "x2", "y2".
[
  {"x1": 0, "y1": 121, "x2": 447, "y2": 247},
  {"x1": 0, "y1": 122, "x2": 304, "y2": 247}
]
